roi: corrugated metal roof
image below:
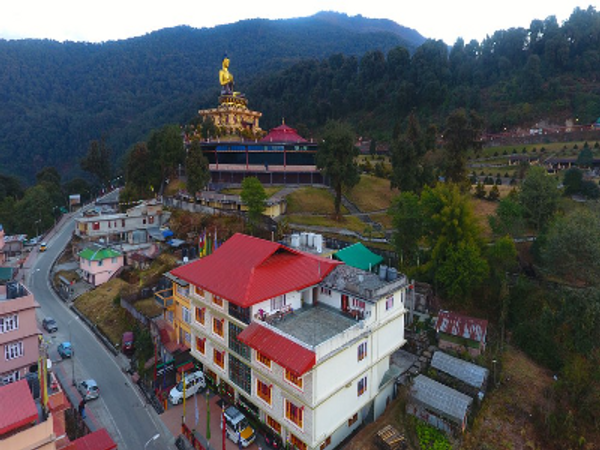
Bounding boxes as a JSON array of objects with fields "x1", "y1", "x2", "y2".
[
  {"x1": 431, "y1": 351, "x2": 489, "y2": 389},
  {"x1": 435, "y1": 311, "x2": 488, "y2": 343},
  {"x1": 261, "y1": 123, "x2": 307, "y2": 143},
  {"x1": 0, "y1": 379, "x2": 38, "y2": 435},
  {"x1": 73, "y1": 428, "x2": 117, "y2": 450},
  {"x1": 238, "y1": 322, "x2": 316, "y2": 376},
  {"x1": 79, "y1": 246, "x2": 122, "y2": 261},
  {"x1": 333, "y1": 242, "x2": 383, "y2": 271},
  {"x1": 410, "y1": 375, "x2": 473, "y2": 424},
  {"x1": 171, "y1": 233, "x2": 341, "y2": 308}
]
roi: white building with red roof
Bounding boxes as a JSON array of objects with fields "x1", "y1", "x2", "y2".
[{"x1": 168, "y1": 233, "x2": 408, "y2": 450}]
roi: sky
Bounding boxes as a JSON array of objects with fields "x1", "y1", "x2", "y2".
[{"x1": 0, "y1": 1, "x2": 594, "y2": 46}]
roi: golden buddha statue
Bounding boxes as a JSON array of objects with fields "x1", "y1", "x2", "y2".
[{"x1": 219, "y1": 56, "x2": 235, "y2": 95}]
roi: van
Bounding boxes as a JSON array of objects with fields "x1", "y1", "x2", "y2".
[
  {"x1": 222, "y1": 406, "x2": 256, "y2": 447},
  {"x1": 169, "y1": 371, "x2": 206, "y2": 405}
]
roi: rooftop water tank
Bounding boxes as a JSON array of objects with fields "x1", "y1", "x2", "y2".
[
  {"x1": 379, "y1": 265, "x2": 388, "y2": 281},
  {"x1": 314, "y1": 234, "x2": 323, "y2": 253},
  {"x1": 291, "y1": 234, "x2": 300, "y2": 248},
  {"x1": 387, "y1": 267, "x2": 398, "y2": 282},
  {"x1": 300, "y1": 232, "x2": 308, "y2": 247}
]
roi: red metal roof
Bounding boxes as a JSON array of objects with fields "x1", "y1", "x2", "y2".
[
  {"x1": 238, "y1": 322, "x2": 316, "y2": 376},
  {"x1": 171, "y1": 233, "x2": 340, "y2": 308},
  {"x1": 435, "y1": 311, "x2": 488, "y2": 343},
  {"x1": 261, "y1": 123, "x2": 307, "y2": 143},
  {"x1": 73, "y1": 428, "x2": 117, "y2": 450},
  {"x1": 0, "y1": 379, "x2": 38, "y2": 435}
]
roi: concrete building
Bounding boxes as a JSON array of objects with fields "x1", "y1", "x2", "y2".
[
  {"x1": 167, "y1": 233, "x2": 408, "y2": 450},
  {"x1": 78, "y1": 245, "x2": 124, "y2": 286},
  {"x1": 0, "y1": 281, "x2": 40, "y2": 384},
  {"x1": 74, "y1": 200, "x2": 170, "y2": 243}
]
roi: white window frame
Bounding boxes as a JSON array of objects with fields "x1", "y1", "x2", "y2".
[
  {"x1": 182, "y1": 306, "x2": 191, "y2": 324},
  {"x1": 4, "y1": 341, "x2": 24, "y2": 360},
  {"x1": 270, "y1": 295, "x2": 286, "y2": 311}
]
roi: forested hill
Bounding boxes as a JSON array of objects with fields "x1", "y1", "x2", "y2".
[{"x1": 0, "y1": 12, "x2": 425, "y2": 183}]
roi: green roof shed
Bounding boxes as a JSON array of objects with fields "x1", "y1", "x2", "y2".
[{"x1": 333, "y1": 242, "x2": 383, "y2": 272}]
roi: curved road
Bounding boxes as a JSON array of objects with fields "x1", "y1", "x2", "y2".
[{"x1": 27, "y1": 206, "x2": 173, "y2": 450}]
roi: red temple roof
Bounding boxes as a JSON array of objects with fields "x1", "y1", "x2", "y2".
[
  {"x1": 238, "y1": 322, "x2": 316, "y2": 376},
  {"x1": 261, "y1": 122, "x2": 307, "y2": 143},
  {"x1": 171, "y1": 233, "x2": 340, "y2": 308},
  {"x1": 0, "y1": 379, "x2": 38, "y2": 436}
]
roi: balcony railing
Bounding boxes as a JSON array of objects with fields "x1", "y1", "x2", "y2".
[{"x1": 155, "y1": 288, "x2": 174, "y2": 308}]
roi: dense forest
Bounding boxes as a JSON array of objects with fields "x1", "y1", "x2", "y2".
[{"x1": 0, "y1": 12, "x2": 423, "y2": 183}]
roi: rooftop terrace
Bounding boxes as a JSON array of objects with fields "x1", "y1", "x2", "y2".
[{"x1": 271, "y1": 304, "x2": 358, "y2": 347}]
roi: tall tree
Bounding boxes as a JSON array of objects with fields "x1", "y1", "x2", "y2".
[
  {"x1": 147, "y1": 124, "x2": 185, "y2": 194},
  {"x1": 488, "y1": 195, "x2": 526, "y2": 237},
  {"x1": 442, "y1": 109, "x2": 483, "y2": 185},
  {"x1": 315, "y1": 121, "x2": 360, "y2": 219},
  {"x1": 390, "y1": 113, "x2": 436, "y2": 192},
  {"x1": 519, "y1": 165, "x2": 559, "y2": 231},
  {"x1": 540, "y1": 208, "x2": 600, "y2": 286},
  {"x1": 124, "y1": 142, "x2": 156, "y2": 197},
  {"x1": 240, "y1": 177, "x2": 267, "y2": 235},
  {"x1": 389, "y1": 192, "x2": 423, "y2": 268},
  {"x1": 185, "y1": 142, "x2": 211, "y2": 196},
  {"x1": 81, "y1": 138, "x2": 112, "y2": 186}
]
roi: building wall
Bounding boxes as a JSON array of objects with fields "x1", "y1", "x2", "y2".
[
  {"x1": 0, "y1": 286, "x2": 40, "y2": 383},
  {"x1": 79, "y1": 255, "x2": 124, "y2": 286},
  {"x1": 1, "y1": 414, "x2": 57, "y2": 450}
]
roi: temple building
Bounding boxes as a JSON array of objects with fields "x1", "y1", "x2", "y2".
[{"x1": 195, "y1": 56, "x2": 322, "y2": 185}]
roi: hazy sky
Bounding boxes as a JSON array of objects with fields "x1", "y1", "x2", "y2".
[{"x1": 0, "y1": 1, "x2": 594, "y2": 45}]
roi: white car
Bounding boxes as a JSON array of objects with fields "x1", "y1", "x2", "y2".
[{"x1": 169, "y1": 371, "x2": 206, "y2": 405}]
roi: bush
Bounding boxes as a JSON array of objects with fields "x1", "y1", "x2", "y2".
[
  {"x1": 415, "y1": 421, "x2": 452, "y2": 450},
  {"x1": 488, "y1": 184, "x2": 500, "y2": 201}
]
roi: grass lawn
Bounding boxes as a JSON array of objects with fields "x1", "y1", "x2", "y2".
[
  {"x1": 345, "y1": 175, "x2": 399, "y2": 212},
  {"x1": 221, "y1": 186, "x2": 283, "y2": 197},
  {"x1": 287, "y1": 214, "x2": 367, "y2": 234},
  {"x1": 75, "y1": 278, "x2": 136, "y2": 346},
  {"x1": 286, "y1": 187, "x2": 348, "y2": 215},
  {"x1": 370, "y1": 212, "x2": 394, "y2": 230},
  {"x1": 134, "y1": 297, "x2": 163, "y2": 318}
]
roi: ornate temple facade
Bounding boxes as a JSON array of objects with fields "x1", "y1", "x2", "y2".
[{"x1": 198, "y1": 94, "x2": 263, "y2": 138}]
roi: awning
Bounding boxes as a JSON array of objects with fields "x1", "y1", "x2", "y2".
[
  {"x1": 238, "y1": 322, "x2": 315, "y2": 376},
  {"x1": 177, "y1": 361, "x2": 195, "y2": 373}
]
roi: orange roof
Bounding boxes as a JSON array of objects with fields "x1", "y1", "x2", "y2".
[
  {"x1": 171, "y1": 233, "x2": 340, "y2": 308},
  {"x1": 0, "y1": 379, "x2": 38, "y2": 435},
  {"x1": 238, "y1": 322, "x2": 316, "y2": 376}
]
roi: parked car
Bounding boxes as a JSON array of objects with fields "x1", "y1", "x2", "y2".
[
  {"x1": 42, "y1": 317, "x2": 58, "y2": 333},
  {"x1": 169, "y1": 371, "x2": 206, "y2": 405},
  {"x1": 77, "y1": 379, "x2": 99, "y2": 400},
  {"x1": 121, "y1": 331, "x2": 134, "y2": 355},
  {"x1": 39, "y1": 242, "x2": 47, "y2": 252},
  {"x1": 57, "y1": 342, "x2": 73, "y2": 359},
  {"x1": 222, "y1": 405, "x2": 256, "y2": 448}
]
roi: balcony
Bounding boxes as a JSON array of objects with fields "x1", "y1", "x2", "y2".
[{"x1": 155, "y1": 288, "x2": 174, "y2": 309}]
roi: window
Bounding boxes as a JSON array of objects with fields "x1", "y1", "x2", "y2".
[
  {"x1": 183, "y1": 331, "x2": 191, "y2": 345},
  {"x1": 2, "y1": 370, "x2": 20, "y2": 385},
  {"x1": 121, "y1": 219, "x2": 125, "y2": 227},
  {"x1": 256, "y1": 378, "x2": 272, "y2": 405},
  {"x1": 4, "y1": 341, "x2": 24, "y2": 360},
  {"x1": 270, "y1": 295, "x2": 285, "y2": 311},
  {"x1": 213, "y1": 317, "x2": 224, "y2": 338},
  {"x1": 385, "y1": 296, "x2": 394, "y2": 311},
  {"x1": 167, "y1": 311, "x2": 174, "y2": 324},
  {"x1": 290, "y1": 434, "x2": 307, "y2": 450},
  {"x1": 229, "y1": 323, "x2": 251, "y2": 360},
  {"x1": 228, "y1": 303, "x2": 251, "y2": 324},
  {"x1": 266, "y1": 415, "x2": 281, "y2": 434},
  {"x1": 195, "y1": 307, "x2": 205, "y2": 325},
  {"x1": 98, "y1": 260, "x2": 103, "y2": 267},
  {"x1": 320, "y1": 287, "x2": 331, "y2": 296},
  {"x1": 357, "y1": 376, "x2": 368, "y2": 396},
  {"x1": 320, "y1": 437, "x2": 332, "y2": 450},
  {"x1": 357, "y1": 342, "x2": 368, "y2": 361},
  {"x1": 285, "y1": 399, "x2": 303, "y2": 429},
  {"x1": 213, "y1": 349, "x2": 225, "y2": 369},
  {"x1": 229, "y1": 354, "x2": 252, "y2": 394},
  {"x1": 195, "y1": 337, "x2": 205, "y2": 354},
  {"x1": 0, "y1": 315, "x2": 18, "y2": 333},
  {"x1": 348, "y1": 413, "x2": 358, "y2": 426},
  {"x1": 182, "y1": 306, "x2": 191, "y2": 324},
  {"x1": 352, "y1": 299, "x2": 366, "y2": 309},
  {"x1": 213, "y1": 295, "x2": 224, "y2": 307},
  {"x1": 111, "y1": 257, "x2": 117, "y2": 263},
  {"x1": 256, "y1": 351, "x2": 272, "y2": 369},
  {"x1": 284, "y1": 369, "x2": 303, "y2": 390},
  {"x1": 195, "y1": 287, "x2": 205, "y2": 298},
  {"x1": 149, "y1": 216, "x2": 155, "y2": 224},
  {"x1": 92, "y1": 222, "x2": 100, "y2": 231}
]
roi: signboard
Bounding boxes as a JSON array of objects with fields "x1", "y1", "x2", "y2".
[{"x1": 69, "y1": 194, "x2": 81, "y2": 206}]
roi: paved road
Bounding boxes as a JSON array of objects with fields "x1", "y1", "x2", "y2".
[{"x1": 27, "y1": 206, "x2": 173, "y2": 450}]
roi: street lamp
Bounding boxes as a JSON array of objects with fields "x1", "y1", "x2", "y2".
[
  {"x1": 492, "y1": 359, "x2": 497, "y2": 387},
  {"x1": 144, "y1": 433, "x2": 160, "y2": 449},
  {"x1": 68, "y1": 317, "x2": 79, "y2": 386}
]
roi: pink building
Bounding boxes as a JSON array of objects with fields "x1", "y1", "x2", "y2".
[
  {"x1": 78, "y1": 245, "x2": 124, "y2": 286},
  {"x1": 0, "y1": 282, "x2": 41, "y2": 384}
]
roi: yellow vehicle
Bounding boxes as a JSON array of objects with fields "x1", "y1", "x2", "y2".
[{"x1": 40, "y1": 242, "x2": 47, "y2": 252}]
